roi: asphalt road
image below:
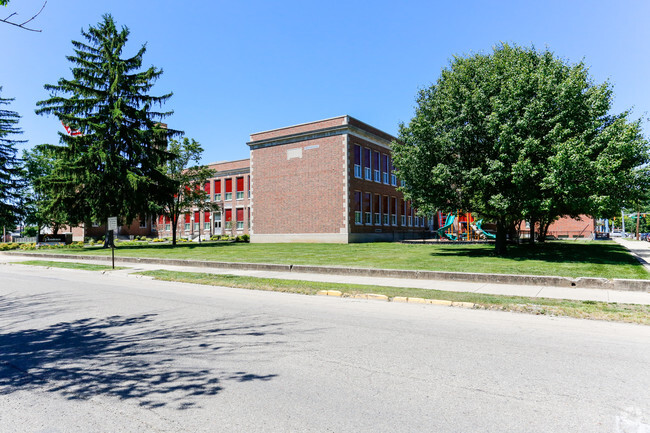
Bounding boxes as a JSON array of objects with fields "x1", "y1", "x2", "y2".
[{"x1": 0, "y1": 264, "x2": 648, "y2": 433}]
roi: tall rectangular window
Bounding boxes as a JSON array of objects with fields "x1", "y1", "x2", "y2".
[
  {"x1": 225, "y1": 178, "x2": 233, "y2": 201},
  {"x1": 236, "y1": 208, "x2": 244, "y2": 230},
  {"x1": 363, "y1": 148, "x2": 371, "y2": 180},
  {"x1": 382, "y1": 196, "x2": 389, "y2": 226},
  {"x1": 363, "y1": 192, "x2": 372, "y2": 225},
  {"x1": 247, "y1": 207, "x2": 251, "y2": 228},
  {"x1": 391, "y1": 197, "x2": 397, "y2": 226},
  {"x1": 247, "y1": 175, "x2": 251, "y2": 198},
  {"x1": 236, "y1": 177, "x2": 244, "y2": 200},
  {"x1": 354, "y1": 191, "x2": 362, "y2": 225},
  {"x1": 374, "y1": 193, "x2": 381, "y2": 225},
  {"x1": 139, "y1": 216, "x2": 146, "y2": 228},
  {"x1": 382, "y1": 154, "x2": 389, "y2": 184},
  {"x1": 373, "y1": 151, "x2": 380, "y2": 182},
  {"x1": 354, "y1": 145, "x2": 362, "y2": 178},
  {"x1": 391, "y1": 157, "x2": 397, "y2": 186},
  {"x1": 401, "y1": 199, "x2": 406, "y2": 226},
  {"x1": 185, "y1": 213, "x2": 191, "y2": 231},
  {"x1": 204, "y1": 211, "x2": 211, "y2": 230},
  {"x1": 214, "y1": 179, "x2": 221, "y2": 201},
  {"x1": 407, "y1": 202, "x2": 413, "y2": 227},
  {"x1": 194, "y1": 211, "x2": 200, "y2": 231},
  {"x1": 225, "y1": 209, "x2": 232, "y2": 229}
]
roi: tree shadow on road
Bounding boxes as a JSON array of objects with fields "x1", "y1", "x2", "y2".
[{"x1": 0, "y1": 294, "x2": 296, "y2": 410}]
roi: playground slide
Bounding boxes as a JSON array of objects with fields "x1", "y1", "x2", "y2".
[
  {"x1": 475, "y1": 219, "x2": 496, "y2": 239},
  {"x1": 437, "y1": 215, "x2": 457, "y2": 240}
]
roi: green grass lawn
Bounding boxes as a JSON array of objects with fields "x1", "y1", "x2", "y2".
[
  {"x1": 15, "y1": 260, "x2": 127, "y2": 271},
  {"x1": 22, "y1": 240, "x2": 649, "y2": 280},
  {"x1": 137, "y1": 270, "x2": 650, "y2": 325}
]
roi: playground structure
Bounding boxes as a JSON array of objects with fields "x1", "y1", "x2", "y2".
[{"x1": 436, "y1": 211, "x2": 495, "y2": 241}]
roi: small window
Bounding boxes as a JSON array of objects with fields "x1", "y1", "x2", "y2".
[
  {"x1": 401, "y1": 216, "x2": 406, "y2": 226},
  {"x1": 383, "y1": 172, "x2": 389, "y2": 184},
  {"x1": 194, "y1": 222, "x2": 200, "y2": 231},
  {"x1": 165, "y1": 224, "x2": 171, "y2": 231},
  {"x1": 236, "y1": 191, "x2": 244, "y2": 200},
  {"x1": 400, "y1": 180, "x2": 406, "y2": 187},
  {"x1": 354, "y1": 165, "x2": 362, "y2": 178},
  {"x1": 139, "y1": 218, "x2": 146, "y2": 228},
  {"x1": 355, "y1": 212, "x2": 362, "y2": 225},
  {"x1": 365, "y1": 212, "x2": 372, "y2": 225},
  {"x1": 391, "y1": 215, "x2": 397, "y2": 226},
  {"x1": 185, "y1": 223, "x2": 190, "y2": 231},
  {"x1": 204, "y1": 222, "x2": 211, "y2": 230},
  {"x1": 383, "y1": 214, "x2": 389, "y2": 225},
  {"x1": 408, "y1": 216, "x2": 413, "y2": 227},
  {"x1": 225, "y1": 192, "x2": 232, "y2": 201},
  {"x1": 364, "y1": 167, "x2": 371, "y2": 181},
  {"x1": 215, "y1": 193, "x2": 222, "y2": 201},
  {"x1": 391, "y1": 174, "x2": 397, "y2": 186}
]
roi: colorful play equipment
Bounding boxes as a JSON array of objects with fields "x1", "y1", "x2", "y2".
[
  {"x1": 436, "y1": 211, "x2": 495, "y2": 241},
  {"x1": 474, "y1": 219, "x2": 496, "y2": 239},
  {"x1": 437, "y1": 214, "x2": 456, "y2": 240}
]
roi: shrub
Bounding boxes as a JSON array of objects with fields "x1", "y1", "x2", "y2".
[
  {"x1": 240, "y1": 234, "x2": 250, "y2": 243},
  {"x1": 0, "y1": 242, "x2": 20, "y2": 251}
]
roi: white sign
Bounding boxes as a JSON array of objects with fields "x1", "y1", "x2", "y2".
[{"x1": 107, "y1": 217, "x2": 118, "y2": 231}]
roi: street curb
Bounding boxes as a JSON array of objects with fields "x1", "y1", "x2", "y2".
[
  {"x1": 316, "y1": 291, "x2": 472, "y2": 308},
  {"x1": 4, "y1": 251, "x2": 649, "y2": 293}
]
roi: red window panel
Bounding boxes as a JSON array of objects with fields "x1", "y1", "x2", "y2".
[
  {"x1": 194, "y1": 211, "x2": 200, "y2": 223},
  {"x1": 363, "y1": 148, "x2": 371, "y2": 169},
  {"x1": 354, "y1": 145, "x2": 361, "y2": 165},
  {"x1": 215, "y1": 179, "x2": 221, "y2": 194},
  {"x1": 354, "y1": 191, "x2": 361, "y2": 212},
  {"x1": 236, "y1": 208, "x2": 244, "y2": 222},
  {"x1": 158, "y1": 215, "x2": 164, "y2": 225},
  {"x1": 185, "y1": 213, "x2": 190, "y2": 224},
  {"x1": 225, "y1": 209, "x2": 232, "y2": 222},
  {"x1": 225, "y1": 178, "x2": 232, "y2": 193},
  {"x1": 204, "y1": 211, "x2": 210, "y2": 221},
  {"x1": 236, "y1": 177, "x2": 244, "y2": 192},
  {"x1": 204, "y1": 181, "x2": 211, "y2": 193}
]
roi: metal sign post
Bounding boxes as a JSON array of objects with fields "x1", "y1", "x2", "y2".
[{"x1": 107, "y1": 217, "x2": 117, "y2": 269}]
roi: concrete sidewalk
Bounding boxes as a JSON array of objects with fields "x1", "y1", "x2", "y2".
[{"x1": 2, "y1": 252, "x2": 650, "y2": 306}]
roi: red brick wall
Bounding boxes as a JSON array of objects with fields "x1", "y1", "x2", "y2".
[
  {"x1": 251, "y1": 135, "x2": 346, "y2": 235},
  {"x1": 347, "y1": 135, "x2": 425, "y2": 234},
  {"x1": 250, "y1": 117, "x2": 347, "y2": 142}
]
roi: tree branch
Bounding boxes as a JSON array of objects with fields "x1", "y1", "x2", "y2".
[{"x1": 0, "y1": 1, "x2": 46, "y2": 32}]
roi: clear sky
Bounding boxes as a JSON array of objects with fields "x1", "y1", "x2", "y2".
[{"x1": 1, "y1": 0, "x2": 648, "y2": 165}]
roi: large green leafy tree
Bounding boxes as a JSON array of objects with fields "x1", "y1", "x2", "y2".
[
  {"x1": 35, "y1": 14, "x2": 178, "y2": 242},
  {"x1": 0, "y1": 87, "x2": 25, "y2": 234},
  {"x1": 22, "y1": 144, "x2": 70, "y2": 235},
  {"x1": 393, "y1": 44, "x2": 649, "y2": 255},
  {"x1": 158, "y1": 137, "x2": 217, "y2": 246}
]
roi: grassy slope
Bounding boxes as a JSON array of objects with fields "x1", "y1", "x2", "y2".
[
  {"x1": 24, "y1": 240, "x2": 649, "y2": 280},
  {"x1": 137, "y1": 270, "x2": 650, "y2": 325}
]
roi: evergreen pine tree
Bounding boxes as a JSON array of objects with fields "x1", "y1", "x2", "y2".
[
  {"x1": 0, "y1": 87, "x2": 25, "y2": 233},
  {"x1": 35, "y1": 14, "x2": 178, "y2": 236}
]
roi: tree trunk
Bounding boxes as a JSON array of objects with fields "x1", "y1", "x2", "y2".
[
  {"x1": 528, "y1": 218, "x2": 536, "y2": 245},
  {"x1": 537, "y1": 221, "x2": 551, "y2": 243},
  {"x1": 172, "y1": 216, "x2": 177, "y2": 247},
  {"x1": 495, "y1": 219, "x2": 508, "y2": 256}
]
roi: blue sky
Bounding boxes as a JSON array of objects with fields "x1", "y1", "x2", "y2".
[{"x1": 1, "y1": 0, "x2": 648, "y2": 164}]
